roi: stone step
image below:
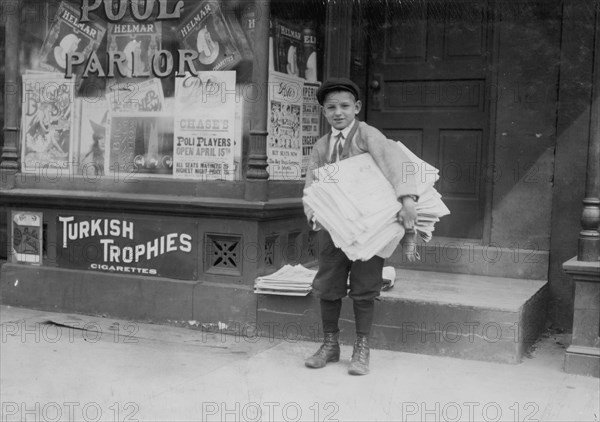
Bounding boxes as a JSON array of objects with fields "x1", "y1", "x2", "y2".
[
  {"x1": 0, "y1": 262, "x2": 547, "y2": 363},
  {"x1": 256, "y1": 269, "x2": 548, "y2": 364}
]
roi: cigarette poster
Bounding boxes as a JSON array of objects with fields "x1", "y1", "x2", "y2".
[
  {"x1": 267, "y1": 71, "x2": 303, "y2": 180},
  {"x1": 11, "y1": 211, "x2": 43, "y2": 265},
  {"x1": 173, "y1": 72, "x2": 236, "y2": 180},
  {"x1": 21, "y1": 73, "x2": 75, "y2": 173},
  {"x1": 175, "y1": 0, "x2": 250, "y2": 72},
  {"x1": 302, "y1": 81, "x2": 321, "y2": 177},
  {"x1": 273, "y1": 19, "x2": 303, "y2": 77},
  {"x1": 38, "y1": 1, "x2": 106, "y2": 80},
  {"x1": 107, "y1": 19, "x2": 161, "y2": 79}
]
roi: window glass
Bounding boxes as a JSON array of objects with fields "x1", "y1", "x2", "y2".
[{"x1": 15, "y1": 0, "x2": 325, "y2": 182}]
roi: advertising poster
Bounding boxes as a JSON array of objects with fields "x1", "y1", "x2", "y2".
[
  {"x1": 267, "y1": 71, "x2": 303, "y2": 180},
  {"x1": 176, "y1": 0, "x2": 251, "y2": 72},
  {"x1": 106, "y1": 78, "x2": 165, "y2": 113},
  {"x1": 273, "y1": 19, "x2": 303, "y2": 78},
  {"x1": 21, "y1": 73, "x2": 75, "y2": 173},
  {"x1": 301, "y1": 81, "x2": 321, "y2": 177},
  {"x1": 11, "y1": 211, "x2": 43, "y2": 265},
  {"x1": 173, "y1": 72, "x2": 236, "y2": 180},
  {"x1": 38, "y1": 1, "x2": 106, "y2": 79},
  {"x1": 56, "y1": 214, "x2": 197, "y2": 280},
  {"x1": 77, "y1": 98, "x2": 109, "y2": 177},
  {"x1": 107, "y1": 19, "x2": 161, "y2": 79},
  {"x1": 106, "y1": 113, "x2": 174, "y2": 177}
]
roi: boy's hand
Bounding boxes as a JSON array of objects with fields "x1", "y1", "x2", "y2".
[
  {"x1": 311, "y1": 219, "x2": 323, "y2": 231},
  {"x1": 398, "y1": 196, "x2": 417, "y2": 230},
  {"x1": 303, "y1": 204, "x2": 323, "y2": 231},
  {"x1": 401, "y1": 229, "x2": 419, "y2": 262}
]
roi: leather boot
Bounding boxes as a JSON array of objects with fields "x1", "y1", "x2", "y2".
[
  {"x1": 348, "y1": 335, "x2": 370, "y2": 375},
  {"x1": 305, "y1": 332, "x2": 340, "y2": 368}
]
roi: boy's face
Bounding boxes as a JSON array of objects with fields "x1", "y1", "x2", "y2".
[{"x1": 322, "y1": 91, "x2": 361, "y2": 131}]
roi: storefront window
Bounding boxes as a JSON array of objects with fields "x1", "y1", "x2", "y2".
[{"x1": 14, "y1": 0, "x2": 325, "y2": 183}]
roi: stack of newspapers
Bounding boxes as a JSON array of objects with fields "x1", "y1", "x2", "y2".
[
  {"x1": 254, "y1": 264, "x2": 317, "y2": 296},
  {"x1": 303, "y1": 143, "x2": 450, "y2": 261}
]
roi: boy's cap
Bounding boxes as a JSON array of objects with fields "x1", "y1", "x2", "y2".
[{"x1": 316, "y1": 78, "x2": 361, "y2": 105}]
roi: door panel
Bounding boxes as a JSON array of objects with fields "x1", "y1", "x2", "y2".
[
  {"x1": 385, "y1": 80, "x2": 484, "y2": 111},
  {"x1": 439, "y1": 129, "x2": 482, "y2": 196},
  {"x1": 385, "y1": 130, "x2": 424, "y2": 158},
  {"x1": 367, "y1": 0, "x2": 490, "y2": 239}
]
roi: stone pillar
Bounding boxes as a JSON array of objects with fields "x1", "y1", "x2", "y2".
[
  {"x1": 1, "y1": 0, "x2": 20, "y2": 180},
  {"x1": 563, "y1": 259, "x2": 600, "y2": 377},
  {"x1": 562, "y1": 2, "x2": 600, "y2": 378},
  {"x1": 244, "y1": 0, "x2": 270, "y2": 202},
  {"x1": 578, "y1": 0, "x2": 600, "y2": 262}
]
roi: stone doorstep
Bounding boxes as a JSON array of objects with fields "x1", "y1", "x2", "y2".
[
  {"x1": 256, "y1": 269, "x2": 549, "y2": 364},
  {"x1": 0, "y1": 263, "x2": 548, "y2": 364},
  {"x1": 564, "y1": 345, "x2": 600, "y2": 378}
]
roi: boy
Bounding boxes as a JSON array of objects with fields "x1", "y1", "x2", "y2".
[{"x1": 303, "y1": 78, "x2": 418, "y2": 376}]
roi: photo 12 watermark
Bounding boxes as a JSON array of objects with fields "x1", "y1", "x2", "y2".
[
  {"x1": 200, "y1": 401, "x2": 340, "y2": 422},
  {"x1": 1, "y1": 321, "x2": 139, "y2": 344},
  {"x1": 0, "y1": 401, "x2": 140, "y2": 422},
  {"x1": 401, "y1": 401, "x2": 540, "y2": 422}
]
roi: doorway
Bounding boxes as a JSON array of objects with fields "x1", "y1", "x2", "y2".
[{"x1": 365, "y1": 1, "x2": 493, "y2": 240}]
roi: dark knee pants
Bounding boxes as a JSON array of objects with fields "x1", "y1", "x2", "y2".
[{"x1": 312, "y1": 231, "x2": 384, "y2": 301}]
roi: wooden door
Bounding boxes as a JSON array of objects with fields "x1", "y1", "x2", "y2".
[{"x1": 366, "y1": 1, "x2": 491, "y2": 239}]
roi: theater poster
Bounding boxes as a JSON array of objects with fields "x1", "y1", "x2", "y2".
[
  {"x1": 21, "y1": 73, "x2": 75, "y2": 173},
  {"x1": 173, "y1": 72, "x2": 236, "y2": 180},
  {"x1": 267, "y1": 71, "x2": 303, "y2": 180},
  {"x1": 77, "y1": 98, "x2": 109, "y2": 177},
  {"x1": 302, "y1": 81, "x2": 321, "y2": 177}
]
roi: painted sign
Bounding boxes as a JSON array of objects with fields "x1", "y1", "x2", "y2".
[{"x1": 56, "y1": 215, "x2": 197, "y2": 280}]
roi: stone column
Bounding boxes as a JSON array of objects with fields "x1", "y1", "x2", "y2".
[
  {"x1": 578, "y1": 0, "x2": 600, "y2": 262},
  {"x1": 563, "y1": 259, "x2": 600, "y2": 377},
  {"x1": 244, "y1": 0, "x2": 270, "y2": 202},
  {"x1": 1, "y1": 0, "x2": 20, "y2": 180},
  {"x1": 563, "y1": 2, "x2": 600, "y2": 378}
]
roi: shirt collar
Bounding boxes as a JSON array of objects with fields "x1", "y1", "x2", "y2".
[{"x1": 331, "y1": 120, "x2": 356, "y2": 141}]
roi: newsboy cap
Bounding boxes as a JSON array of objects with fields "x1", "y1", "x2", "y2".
[{"x1": 316, "y1": 77, "x2": 361, "y2": 105}]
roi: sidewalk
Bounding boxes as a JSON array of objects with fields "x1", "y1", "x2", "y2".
[{"x1": 1, "y1": 305, "x2": 598, "y2": 422}]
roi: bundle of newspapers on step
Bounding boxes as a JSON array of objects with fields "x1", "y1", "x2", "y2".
[
  {"x1": 303, "y1": 142, "x2": 450, "y2": 261},
  {"x1": 254, "y1": 265, "x2": 398, "y2": 295},
  {"x1": 254, "y1": 264, "x2": 317, "y2": 296}
]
